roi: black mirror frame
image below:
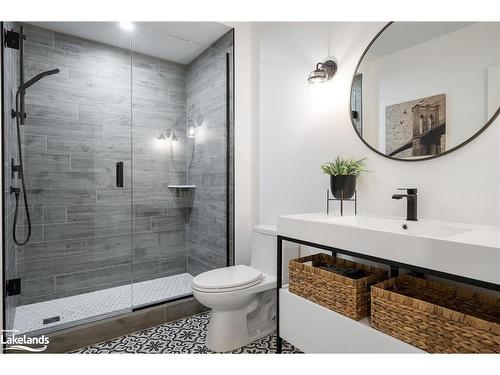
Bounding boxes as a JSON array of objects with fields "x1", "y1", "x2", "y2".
[{"x1": 349, "y1": 21, "x2": 500, "y2": 162}]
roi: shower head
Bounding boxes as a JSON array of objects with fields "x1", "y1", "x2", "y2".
[
  {"x1": 16, "y1": 68, "x2": 60, "y2": 125},
  {"x1": 19, "y1": 68, "x2": 60, "y2": 92}
]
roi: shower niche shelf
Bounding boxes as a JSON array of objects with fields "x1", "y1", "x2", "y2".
[{"x1": 168, "y1": 185, "x2": 196, "y2": 197}]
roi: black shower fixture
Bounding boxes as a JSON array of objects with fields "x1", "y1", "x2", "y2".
[{"x1": 10, "y1": 25, "x2": 60, "y2": 246}]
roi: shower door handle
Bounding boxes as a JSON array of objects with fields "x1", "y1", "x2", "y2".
[{"x1": 116, "y1": 162, "x2": 124, "y2": 187}]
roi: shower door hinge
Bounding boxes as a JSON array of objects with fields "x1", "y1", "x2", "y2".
[
  {"x1": 4, "y1": 29, "x2": 20, "y2": 50},
  {"x1": 6, "y1": 278, "x2": 21, "y2": 296}
]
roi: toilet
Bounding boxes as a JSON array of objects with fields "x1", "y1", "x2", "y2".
[{"x1": 192, "y1": 224, "x2": 290, "y2": 352}]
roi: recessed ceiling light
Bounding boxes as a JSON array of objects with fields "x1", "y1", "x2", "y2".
[{"x1": 119, "y1": 22, "x2": 134, "y2": 31}]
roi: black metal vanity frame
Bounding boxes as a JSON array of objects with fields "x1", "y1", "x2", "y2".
[{"x1": 275, "y1": 235, "x2": 500, "y2": 353}]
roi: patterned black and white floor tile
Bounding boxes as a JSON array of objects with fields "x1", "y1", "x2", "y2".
[{"x1": 74, "y1": 312, "x2": 300, "y2": 354}]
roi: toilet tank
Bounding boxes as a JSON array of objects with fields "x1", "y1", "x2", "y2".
[
  {"x1": 250, "y1": 225, "x2": 278, "y2": 276},
  {"x1": 250, "y1": 225, "x2": 298, "y2": 279}
]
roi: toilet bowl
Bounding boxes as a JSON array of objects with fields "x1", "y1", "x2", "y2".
[{"x1": 192, "y1": 224, "x2": 285, "y2": 352}]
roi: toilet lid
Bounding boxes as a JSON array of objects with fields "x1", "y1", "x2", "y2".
[{"x1": 192, "y1": 265, "x2": 263, "y2": 291}]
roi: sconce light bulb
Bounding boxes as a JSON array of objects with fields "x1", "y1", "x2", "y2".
[{"x1": 188, "y1": 125, "x2": 196, "y2": 138}]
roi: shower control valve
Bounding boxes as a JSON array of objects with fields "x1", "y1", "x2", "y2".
[{"x1": 10, "y1": 186, "x2": 20, "y2": 196}]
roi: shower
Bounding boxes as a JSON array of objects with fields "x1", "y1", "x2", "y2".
[
  {"x1": 11, "y1": 66, "x2": 60, "y2": 245},
  {"x1": 2, "y1": 22, "x2": 234, "y2": 339}
]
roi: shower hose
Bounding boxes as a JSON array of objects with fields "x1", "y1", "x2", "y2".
[
  {"x1": 12, "y1": 89, "x2": 31, "y2": 246},
  {"x1": 170, "y1": 129, "x2": 196, "y2": 173}
]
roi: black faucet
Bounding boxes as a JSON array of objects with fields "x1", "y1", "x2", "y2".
[{"x1": 392, "y1": 188, "x2": 418, "y2": 221}]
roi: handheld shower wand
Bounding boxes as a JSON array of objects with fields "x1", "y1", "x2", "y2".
[{"x1": 11, "y1": 68, "x2": 60, "y2": 246}]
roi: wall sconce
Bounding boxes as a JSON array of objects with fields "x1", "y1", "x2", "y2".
[
  {"x1": 158, "y1": 120, "x2": 178, "y2": 141},
  {"x1": 308, "y1": 60, "x2": 337, "y2": 83}
]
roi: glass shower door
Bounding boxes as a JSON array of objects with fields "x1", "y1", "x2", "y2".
[
  {"x1": 129, "y1": 25, "x2": 234, "y2": 308},
  {"x1": 3, "y1": 22, "x2": 134, "y2": 336},
  {"x1": 129, "y1": 25, "x2": 192, "y2": 308}
]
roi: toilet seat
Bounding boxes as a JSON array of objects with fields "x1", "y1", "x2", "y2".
[{"x1": 192, "y1": 265, "x2": 263, "y2": 293}]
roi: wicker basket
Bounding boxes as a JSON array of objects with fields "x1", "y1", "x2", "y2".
[
  {"x1": 288, "y1": 253, "x2": 388, "y2": 320},
  {"x1": 371, "y1": 274, "x2": 500, "y2": 353}
]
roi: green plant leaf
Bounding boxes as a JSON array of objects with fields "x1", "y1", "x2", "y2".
[{"x1": 320, "y1": 156, "x2": 368, "y2": 176}]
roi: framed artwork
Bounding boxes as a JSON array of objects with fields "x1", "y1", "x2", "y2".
[{"x1": 385, "y1": 94, "x2": 446, "y2": 158}]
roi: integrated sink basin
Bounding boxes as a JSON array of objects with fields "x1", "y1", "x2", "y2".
[
  {"x1": 277, "y1": 213, "x2": 500, "y2": 286},
  {"x1": 327, "y1": 215, "x2": 474, "y2": 239}
]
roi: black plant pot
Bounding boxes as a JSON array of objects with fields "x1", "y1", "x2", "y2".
[{"x1": 330, "y1": 175, "x2": 356, "y2": 199}]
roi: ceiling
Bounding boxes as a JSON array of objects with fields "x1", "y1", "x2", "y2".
[
  {"x1": 362, "y1": 22, "x2": 476, "y2": 63},
  {"x1": 29, "y1": 22, "x2": 231, "y2": 64}
]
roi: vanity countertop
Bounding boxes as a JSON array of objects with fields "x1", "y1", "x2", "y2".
[{"x1": 277, "y1": 213, "x2": 500, "y2": 287}]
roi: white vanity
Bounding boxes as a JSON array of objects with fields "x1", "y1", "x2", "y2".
[{"x1": 276, "y1": 213, "x2": 500, "y2": 353}]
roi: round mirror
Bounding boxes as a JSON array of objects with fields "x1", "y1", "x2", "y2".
[{"x1": 350, "y1": 22, "x2": 500, "y2": 161}]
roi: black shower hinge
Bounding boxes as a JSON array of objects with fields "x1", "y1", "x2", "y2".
[
  {"x1": 6, "y1": 278, "x2": 21, "y2": 296},
  {"x1": 4, "y1": 29, "x2": 21, "y2": 49}
]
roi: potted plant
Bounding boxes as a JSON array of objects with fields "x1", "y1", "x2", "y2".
[{"x1": 321, "y1": 156, "x2": 367, "y2": 199}]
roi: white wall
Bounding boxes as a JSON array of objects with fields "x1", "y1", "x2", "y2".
[{"x1": 257, "y1": 22, "x2": 500, "y2": 227}]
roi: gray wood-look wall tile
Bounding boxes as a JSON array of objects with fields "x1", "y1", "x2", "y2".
[
  {"x1": 55, "y1": 264, "x2": 132, "y2": 294},
  {"x1": 18, "y1": 250, "x2": 132, "y2": 280},
  {"x1": 25, "y1": 101, "x2": 78, "y2": 121},
  {"x1": 188, "y1": 242, "x2": 226, "y2": 268},
  {"x1": 185, "y1": 30, "x2": 233, "y2": 273},
  {"x1": 132, "y1": 261, "x2": 160, "y2": 282},
  {"x1": 16, "y1": 224, "x2": 43, "y2": 243},
  {"x1": 187, "y1": 256, "x2": 213, "y2": 277},
  {"x1": 43, "y1": 217, "x2": 150, "y2": 242},
  {"x1": 42, "y1": 206, "x2": 67, "y2": 223},
  {"x1": 26, "y1": 188, "x2": 97, "y2": 205},
  {"x1": 18, "y1": 206, "x2": 42, "y2": 225},
  {"x1": 20, "y1": 276, "x2": 56, "y2": 301},
  {"x1": 24, "y1": 153, "x2": 70, "y2": 172},
  {"x1": 25, "y1": 117, "x2": 103, "y2": 139},
  {"x1": 159, "y1": 253, "x2": 188, "y2": 277},
  {"x1": 47, "y1": 137, "x2": 131, "y2": 157},
  {"x1": 24, "y1": 24, "x2": 55, "y2": 48},
  {"x1": 17, "y1": 239, "x2": 87, "y2": 261},
  {"x1": 67, "y1": 204, "x2": 132, "y2": 222},
  {"x1": 21, "y1": 134, "x2": 47, "y2": 154}
]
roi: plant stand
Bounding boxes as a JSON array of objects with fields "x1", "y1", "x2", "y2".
[{"x1": 326, "y1": 189, "x2": 357, "y2": 216}]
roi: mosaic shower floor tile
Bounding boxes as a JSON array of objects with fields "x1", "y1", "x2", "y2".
[{"x1": 13, "y1": 273, "x2": 193, "y2": 335}]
